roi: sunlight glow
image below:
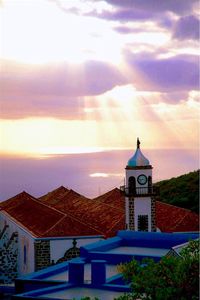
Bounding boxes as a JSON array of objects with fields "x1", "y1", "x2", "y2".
[
  {"x1": 0, "y1": 0, "x2": 199, "y2": 157},
  {"x1": 1, "y1": 0, "x2": 122, "y2": 64}
]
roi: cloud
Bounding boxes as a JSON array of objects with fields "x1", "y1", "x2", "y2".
[
  {"x1": 92, "y1": 8, "x2": 157, "y2": 22},
  {"x1": 173, "y1": 15, "x2": 200, "y2": 40},
  {"x1": 103, "y1": 0, "x2": 197, "y2": 15},
  {"x1": 90, "y1": 172, "x2": 122, "y2": 177},
  {"x1": 82, "y1": 0, "x2": 197, "y2": 27},
  {"x1": 53, "y1": 0, "x2": 197, "y2": 18},
  {"x1": 1, "y1": 60, "x2": 125, "y2": 97},
  {"x1": 124, "y1": 52, "x2": 199, "y2": 92},
  {"x1": 0, "y1": 60, "x2": 126, "y2": 119}
]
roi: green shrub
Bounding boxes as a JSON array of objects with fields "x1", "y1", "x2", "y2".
[{"x1": 117, "y1": 240, "x2": 199, "y2": 300}]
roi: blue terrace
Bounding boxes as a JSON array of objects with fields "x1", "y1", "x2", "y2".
[{"x1": 13, "y1": 231, "x2": 198, "y2": 300}]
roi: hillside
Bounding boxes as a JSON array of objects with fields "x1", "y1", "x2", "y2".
[{"x1": 155, "y1": 170, "x2": 199, "y2": 214}]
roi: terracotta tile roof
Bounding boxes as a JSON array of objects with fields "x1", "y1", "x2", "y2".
[
  {"x1": 0, "y1": 192, "x2": 64, "y2": 237},
  {"x1": 47, "y1": 189, "x2": 124, "y2": 237},
  {"x1": 93, "y1": 188, "x2": 125, "y2": 210},
  {"x1": 38, "y1": 186, "x2": 69, "y2": 205},
  {"x1": 0, "y1": 191, "x2": 102, "y2": 238},
  {"x1": 156, "y1": 201, "x2": 199, "y2": 233},
  {"x1": 1, "y1": 187, "x2": 198, "y2": 238},
  {"x1": 43, "y1": 215, "x2": 102, "y2": 237},
  {"x1": 94, "y1": 188, "x2": 199, "y2": 233}
]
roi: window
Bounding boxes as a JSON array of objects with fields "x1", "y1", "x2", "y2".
[
  {"x1": 148, "y1": 176, "x2": 152, "y2": 193},
  {"x1": 24, "y1": 245, "x2": 27, "y2": 265},
  {"x1": 128, "y1": 176, "x2": 136, "y2": 195},
  {"x1": 138, "y1": 215, "x2": 148, "y2": 231}
]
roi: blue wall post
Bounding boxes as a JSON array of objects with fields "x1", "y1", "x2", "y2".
[
  {"x1": 91, "y1": 260, "x2": 106, "y2": 285},
  {"x1": 68, "y1": 260, "x2": 84, "y2": 284}
]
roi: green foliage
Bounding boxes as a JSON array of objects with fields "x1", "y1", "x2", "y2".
[
  {"x1": 79, "y1": 297, "x2": 99, "y2": 300},
  {"x1": 155, "y1": 170, "x2": 199, "y2": 213},
  {"x1": 117, "y1": 240, "x2": 199, "y2": 300}
]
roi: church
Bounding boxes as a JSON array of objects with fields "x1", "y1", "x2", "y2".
[{"x1": 0, "y1": 139, "x2": 198, "y2": 284}]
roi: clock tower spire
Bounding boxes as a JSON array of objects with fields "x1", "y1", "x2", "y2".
[{"x1": 121, "y1": 138, "x2": 157, "y2": 231}]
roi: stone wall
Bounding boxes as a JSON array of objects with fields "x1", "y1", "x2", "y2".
[
  {"x1": 151, "y1": 197, "x2": 156, "y2": 232},
  {"x1": 34, "y1": 240, "x2": 50, "y2": 271},
  {"x1": 0, "y1": 225, "x2": 18, "y2": 283},
  {"x1": 128, "y1": 198, "x2": 135, "y2": 230}
]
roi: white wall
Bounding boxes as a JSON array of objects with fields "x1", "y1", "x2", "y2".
[
  {"x1": 0, "y1": 212, "x2": 35, "y2": 275},
  {"x1": 125, "y1": 168, "x2": 152, "y2": 188},
  {"x1": 134, "y1": 198, "x2": 152, "y2": 231},
  {"x1": 125, "y1": 198, "x2": 129, "y2": 228},
  {"x1": 50, "y1": 237, "x2": 103, "y2": 263},
  {"x1": 0, "y1": 212, "x2": 103, "y2": 275}
]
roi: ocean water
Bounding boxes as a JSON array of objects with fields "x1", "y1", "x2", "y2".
[{"x1": 0, "y1": 149, "x2": 198, "y2": 201}]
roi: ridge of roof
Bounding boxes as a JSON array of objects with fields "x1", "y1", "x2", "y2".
[
  {"x1": 92, "y1": 188, "x2": 124, "y2": 211},
  {"x1": 0, "y1": 190, "x2": 35, "y2": 204},
  {"x1": 42, "y1": 211, "x2": 104, "y2": 237},
  {"x1": 25, "y1": 193, "x2": 66, "y2": 217},
  {"x1": 1, "y1": 211, "x2": 38, "y2": 238},
  {"x1": 92, "y1": 187, "x2": 120, "y2": 201},
  {"x1": 35, "y1": 191, "x2": 109, "y2": 236},
  {"x1": 42, "y1": 215, "x2": 67, "y2": 236},
  {"x1": 38, "y1": 189, "x2": 106, "y2": 237},
  {"x1": 106, "y1": 214, "x2": 125, "y2": 236},
  {"x1": 38, "y1": 186, "x2": 69, "y2": 201}
]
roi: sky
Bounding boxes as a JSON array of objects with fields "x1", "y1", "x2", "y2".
[
  {"x1": 0, "y1": 0, "x2": 199, "y2": 199},
  {"x1": 0, "y1": 0, "x2": 199, "y2": 155}
]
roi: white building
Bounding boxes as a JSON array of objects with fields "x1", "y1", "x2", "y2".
[
  {"x1": 0, "y1": 140, "x2": 198, "y2": 283},
  {"x1": 124, "y1": 138, "x2": 156, "y2": 231}
]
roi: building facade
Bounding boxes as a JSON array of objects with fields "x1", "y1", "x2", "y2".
[
  {"x1": 0, "y1": 141, "x2": 199, "y2": 284},
  {"x1": 123, "y1": 138, "x2": 156, "y2": 231}
]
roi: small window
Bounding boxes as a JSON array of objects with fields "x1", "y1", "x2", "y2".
[
  {"x1": 24, "y1": 245, "x2": 27, "y2": 265},
  {"x1": 148, "y1": 176, "x2": 152, "y2": 193},
  {"x1": 138, "y1": 215, "x2": 148, "y2": 231},
  {"x1": 128, "y1": 176, "x2": 136, "y2": 195}
]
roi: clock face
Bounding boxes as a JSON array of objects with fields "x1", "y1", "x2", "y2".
[{"x1": 137, "y1": 174, "x2": 147, "y2": 185}]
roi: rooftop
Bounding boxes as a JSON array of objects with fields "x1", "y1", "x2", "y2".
[
  {"x1": 0, "y1": 186, "x2": 198, "y2": 238},
  {"x1": 14, "y1": 231, "x2": 199, "y2": 300}
]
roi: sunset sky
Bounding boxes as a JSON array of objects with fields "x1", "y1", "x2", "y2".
[{"x1": 0, "y1": 0, "x2": 199, "y2": 157}]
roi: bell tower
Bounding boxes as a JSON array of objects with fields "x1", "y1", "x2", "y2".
[{"x1": 121, "y1": 138, "x2": 156, "y2": 232}]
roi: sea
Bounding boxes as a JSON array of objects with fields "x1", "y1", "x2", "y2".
[{"x1": 0, "y1": 149, "x2": 198, "y2": 201}]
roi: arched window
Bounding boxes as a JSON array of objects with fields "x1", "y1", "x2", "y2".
[
  {"x1": 24, "y1": 245, "x2": 27, "y2": 265},
  {"x1": 128, "y1": 176, "x2": 136, "y2": 195},
  {"x1": 148, "y1": 176, "x2": 152, "y2": 193}
]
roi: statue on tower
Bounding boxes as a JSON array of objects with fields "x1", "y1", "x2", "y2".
[{"x1": 137, "y1": 137, "x2": 140, "y2": 149}]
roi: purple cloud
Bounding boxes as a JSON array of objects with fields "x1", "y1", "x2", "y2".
[
  {"x1": 0, "y1": 60, "x2": 126, "y2": 119},
  {"x1": 103, "y1": 0, "x2": 197, "y2": 15},
  {"x1": 84, "y1": 2, "x2": 190, "y2": 33},
  {"x1": 114, "y1": 25, "x2": 135, "y2": 34},
  {"x1": 1, "y1": 60, "x2": 125, "y2": 97},
  {"x1": 173, "y1": 15, "x2": 200, "y2": 40},
  {"x1": 125, "y1": 52, "x2": 199, "y2": 92},
  {"x1": 93, "y1": 8, "x2": 156, "y2": 22}
]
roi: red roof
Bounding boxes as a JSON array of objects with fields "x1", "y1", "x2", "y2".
[
  {"x1": 0, "y1": 190, "x2": 102, "y2": 238},
  {"x1": 0, "y1": 187, "x2": 198, "y2": 238},
  {"x1": 93, "y1": 188, "x2": 125, "y2": 210},
  {"x1": 47, "y1": 189, "x2": 125, "y2": 237},
  {"x1": 156, "y1": 201, "x2": 199, "y2": 232},
  {"x1": 38, "y1": 186, "x2": 69, "y2": 205},
  {"x1": 94, "y1": 188, "x2": 199, "y2": 233}
]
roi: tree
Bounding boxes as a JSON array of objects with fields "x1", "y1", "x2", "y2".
[
  {"x1": 154, "y1": 170, "x2": 199, "y2": 213},
  {"x1": 117, "y1": 240, "x2": 199, "y2": 300}
]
